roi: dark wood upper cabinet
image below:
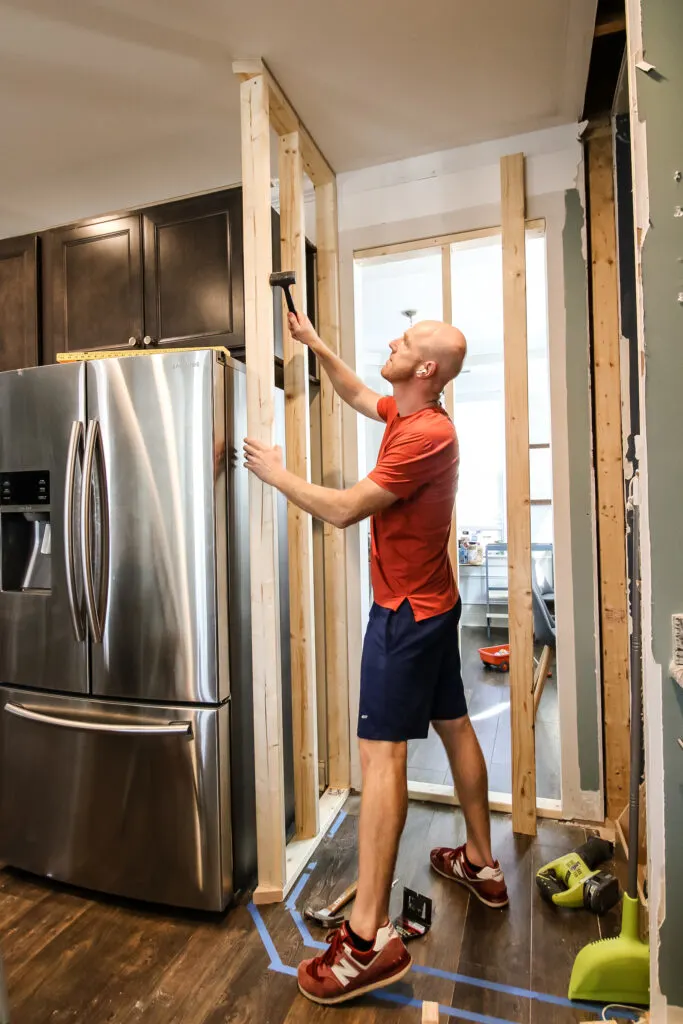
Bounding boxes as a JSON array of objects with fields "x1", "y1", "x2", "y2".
[
  {"x1": 142, "y1": 190, "x2": 244, "y2": 352},
  {"x1": 0, "y1": 234, "x2": 39, "y2": 371},
  {"x1": 42, "y1": 216, "x2": 144, "y2": 362}
]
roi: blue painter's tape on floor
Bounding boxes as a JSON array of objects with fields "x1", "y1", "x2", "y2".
[
  {"x1": 269, "y1": 962, "x2": 298, "y2": 978},
  {"x1": 290, "y1": 908, "x2": 327, "y2": 951},
  {"x1": 285, "y1": 870, "x2": 312, "y2": 911},
  {"x1": 328, "y1": 810, "x2": 346, "y2": 837},
  {"x1": 247, "y1": 902, "x2": 283, "y2": 968},
  {"x1": 253, "y1": 892, "x2": 640, "y2": 1022}
]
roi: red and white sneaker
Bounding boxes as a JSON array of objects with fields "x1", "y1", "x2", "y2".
[
  {"x1": 297, "y1": 920, "x2": 412, "y2": 1005},
  {"x1": 430, "y1": 844, "x2": 509, "y2": 908}
]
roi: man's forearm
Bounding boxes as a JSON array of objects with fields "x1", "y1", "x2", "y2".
[
  {"x1": 271, "y1": 466, "x2": 352, "y2": 529},
  {"x1": 312, "y1": 341, "x2": 367, "y2": 407}
]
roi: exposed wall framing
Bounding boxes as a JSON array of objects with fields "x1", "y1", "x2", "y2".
[
  {"x1": 585, "y1": 129, "x2": 630, "y2": 820},
  {"x1": 234, "y1": 58, "x2": 349, "y2": 901},
  {"x1": 316, "y1": 180, "x2": 351, "y2": 789},
  {"x1": 278, "y1": 130, "x2": 319, "y2": 839},
  {"x1": 238, "y1": 73, "x2": 287, "y2": 902},
  {"x1": 500, "y1": 152, "x2": 536, "y2": 837}
]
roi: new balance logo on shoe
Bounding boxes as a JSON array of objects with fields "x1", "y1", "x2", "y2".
[{"x1": 331, "y1": 956, "x2": 361, "y2": 986}]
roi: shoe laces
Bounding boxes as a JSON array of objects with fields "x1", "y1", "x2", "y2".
[{"x1": 315, "y1": 927, "x2": 346, "y2": 976}]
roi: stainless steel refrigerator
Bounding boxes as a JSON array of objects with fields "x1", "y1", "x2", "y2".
[{"x1": 0, "y1": 349, "x2": 272, "y2": 912}]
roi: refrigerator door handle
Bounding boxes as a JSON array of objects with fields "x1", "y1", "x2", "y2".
[
  {"x1": 81, "y1": 419, "x2": 109, "y2": 643},
  {"x1": 4, "y1": 702, "x2": 193, "y2": 737},
  {"x1": 64, "y1": 420, "x2": 85, "y2": 642}
]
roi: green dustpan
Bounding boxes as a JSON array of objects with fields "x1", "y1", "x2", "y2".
[
  {"x1": 569, "y1": 489, "x2": 649, "y2": 1009},
  {"x1": 568, "y1": 894, "x2": 649, "y2": 1005}
]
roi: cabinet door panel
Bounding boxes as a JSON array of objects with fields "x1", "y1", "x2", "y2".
[
  {"x1": 0, "y1": 235, "x2": 39, "y2": 371},
  {"x1": 143, "y1": 190, "x2": 244, "y2": 351},
  {"x1": 43, "y1": 217, "x2": 143, "y2": 362}
]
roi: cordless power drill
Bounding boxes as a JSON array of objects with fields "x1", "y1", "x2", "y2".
[{"x1": 535, "y1": 836, "x2": 620, "y2": 915}]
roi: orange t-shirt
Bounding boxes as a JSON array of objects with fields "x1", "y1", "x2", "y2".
[{"x1": 368, "y1": 396, "x2": 459, "y2": 621}]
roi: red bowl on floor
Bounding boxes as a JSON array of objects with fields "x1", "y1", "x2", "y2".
[{"x1": 478, "y1": 644, "x2": 510, "y2": 672}]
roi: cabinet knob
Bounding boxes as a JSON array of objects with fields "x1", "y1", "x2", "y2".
[
  {"x1": 143, "y1": 335, "x2": 155, "y2": 347},
  {"x1": 128, "y1": 337, "x2": 138, "y2": 348}
]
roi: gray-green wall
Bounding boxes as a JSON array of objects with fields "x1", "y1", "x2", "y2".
[
  {"x1": 636, "y1": 0, "x2": 683, "y2": 1006},
  {"x1": 563, "y1": 188, "x2": 602, "y2": 793}
]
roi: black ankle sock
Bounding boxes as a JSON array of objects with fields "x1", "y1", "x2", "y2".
[
  {"x1": 465, "y1": 851, "x2": 484, "y2": 874},
  {"x1": 346, "y1": 924, "x2": 375, "y2": 952}
]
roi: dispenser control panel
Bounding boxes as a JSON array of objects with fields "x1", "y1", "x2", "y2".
[{"x1": 0, "y1": 472, "x2": 50, "y2": 507}]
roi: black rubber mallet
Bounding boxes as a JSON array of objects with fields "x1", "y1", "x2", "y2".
[{"x1": 269, "y1": 270, "x2": 297, "y2": 316}]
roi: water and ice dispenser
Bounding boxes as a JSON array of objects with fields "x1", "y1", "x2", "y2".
[{"x1": 0, "y1": 472, "x2": 52, "y2": 593}]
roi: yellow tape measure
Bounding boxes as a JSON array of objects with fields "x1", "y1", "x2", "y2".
[{"x1": 56, "y1": 345, "x2": 231, "y2": 364}]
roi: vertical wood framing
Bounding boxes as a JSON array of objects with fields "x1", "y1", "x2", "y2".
[
  {"x1": 278, "y1": 131, "x2": 320, "y2": 839},
  {"x1": 316, "y1": 178, "x2": 351, "y2": 789},
  {"x1": 441, "y1": 244, "x2": 459, "y2": 581},
  {"x1": 500, "y1": 153, "x2": 537, "y2": 836},
  {"x1": 586, "y1": 131, "x2": 630, "y2": 819},
  {"x1": 239, "y1": 75, "x2": 287, "y2": 903}
]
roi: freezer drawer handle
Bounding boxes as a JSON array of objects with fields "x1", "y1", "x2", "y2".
[
  {"x1": 64, "y1": 420, "x2": 85, "y2": 642},
  {"x1": 4, "y1": 702, "x2": 193, "y2": 737}
]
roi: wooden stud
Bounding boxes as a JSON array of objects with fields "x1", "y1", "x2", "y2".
[
  {"x1": 500, "y1": 153, "x2": 536, "y2": 837},
  {"x1": 309, "y1": 385, "x2": 328, "y2": 794},
  {"x1": 239, "y1": 74, "x2": 287, "y2": 901},
  {"x1": 353, "y1": 219, "x2": 546, "y2": 261},
  {"x1": 408, "y1": 781, "x2": 564, "y2": 818},
  {"x1": 315, "y1": 178, "x2": 351, "y2": 790},
  {"x1": 233, "y1": 59, "x2": 334, "y2": 187},
  {"x1": 441, "y1": 244, "x2": 459, "y2": 582},
  {"x1": 422, "y1": 1001, "x2": 440, "y2": 1023},
  {"x1": 533, "y1": 647, "x2": 553, "y2": 718},
  {"x1": 278, "y1": 131, "x2": 320, "y2": 839},
  {"x1": 594, "y1": 15, "x2": 626, "y2": 37},
  {"x1": 586, "y1": 132, "x2": 630, "y2": 819}
]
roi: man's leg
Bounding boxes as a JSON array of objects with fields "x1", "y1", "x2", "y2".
[
  {"x1": 433, "y1": 716, "x2": 493, "y2": 867},
  {"x1": 349, "y1": 739, "x2": 408, "y2": 939}
]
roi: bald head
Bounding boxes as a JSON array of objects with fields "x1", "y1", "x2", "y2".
[
  {"x1": 411, "y1": 320, "x2": 467, "y2": 389},
  {"x1": 381, "y1": 319, "x2": 467, "y2": 395}
]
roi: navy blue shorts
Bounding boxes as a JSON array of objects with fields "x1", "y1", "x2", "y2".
[{"x1": 357, "y1": 598, "x2": 467, "y2": 742}]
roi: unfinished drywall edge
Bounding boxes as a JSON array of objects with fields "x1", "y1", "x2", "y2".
[
  {"x1": 562, "y1": 187, "x2": 603, "y2": 797},
  {"x1": 626, "y1": 0, "x2": 665, "y2": 1014},
  {"x1": 630, "y1": 0, "x2": 683, "y2": 1008}
]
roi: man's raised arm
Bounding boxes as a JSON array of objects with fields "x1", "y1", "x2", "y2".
[{"x1": 288, "y1": 313, "x2": 382, "y2": 421}]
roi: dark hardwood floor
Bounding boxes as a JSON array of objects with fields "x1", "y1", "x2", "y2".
[
  {"x1": 0, "y1": 798, "x2": 630, "y2": 1023},
  {"x1": 408, "y1": 626, "x2": 561, "y2": 801}
]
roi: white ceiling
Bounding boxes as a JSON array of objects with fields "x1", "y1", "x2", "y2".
[{"x1": 0, "y1": 0, "x2": 597, "y2": 239}]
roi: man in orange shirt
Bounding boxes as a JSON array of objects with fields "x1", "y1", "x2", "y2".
[{"x1": 244, "y1": 313, "x2": 508, "y2": 1006}]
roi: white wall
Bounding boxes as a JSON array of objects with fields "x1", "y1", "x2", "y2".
[{"x1": 335, "y1": 124, "x2": 603, "y2": 820}]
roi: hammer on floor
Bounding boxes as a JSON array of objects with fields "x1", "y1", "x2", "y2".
[{"x1": 269, "y1": 270, "x2": 297, "y2": 316}]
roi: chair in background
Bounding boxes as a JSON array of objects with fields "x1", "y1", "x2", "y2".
[{"x1": 532, "y1": 579, "x2": 556, "y2": 718}]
